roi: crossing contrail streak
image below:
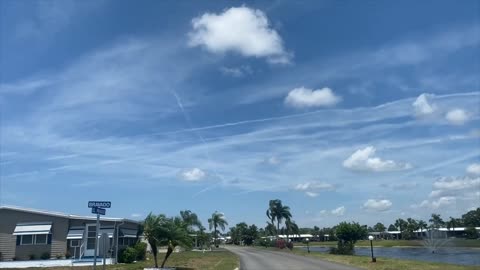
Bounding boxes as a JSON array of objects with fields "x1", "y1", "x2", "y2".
[{"x1": 170, "y1": 90, "x2": 227, "y2": 197}]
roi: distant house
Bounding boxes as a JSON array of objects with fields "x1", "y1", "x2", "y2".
[{"x1": 0, "y1": 205, "x2": 140, "y2": 261}]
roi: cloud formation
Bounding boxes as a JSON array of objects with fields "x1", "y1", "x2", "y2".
[
  {"x1": 331, "y1": 206, "x2": 346, "y2": 216},
  {"x1": 412, "y1": 93, "x2": 436, "y2": 117},
  {"x1": 343, "y1": 146, "x2": 412, "y2": 172},
  {"x1": 294, "y1": 181, "x2": 335, "y2": 197},
  {"x1": 467, "y1": 163, "x2": 480, "y2": 175},
  {"x1": 445, "y1": 109, "x2": 469, "y2": 125},
  {"x1": 285, "y1": 87, "x2": 341, "y2": 108},
  {"x1": 189, "y1": 6, "x2": 290, "y2": 63},
  {"x1": 180, "y1": 168, "x2": 206, "y2": 181},
  {"x1": 363, "y1": 199, "x2": 392, "y2": 212}
]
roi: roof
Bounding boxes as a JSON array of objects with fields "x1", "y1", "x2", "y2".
[{"x1": 0, "y1": 205, "x2": 140, "y2": 224}]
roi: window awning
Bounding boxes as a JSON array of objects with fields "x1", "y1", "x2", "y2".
[
  {"x1": 13, "y1": 223, "x2": 52, "y2": 235},
  {"x1": 120, "y1": 228, "x2": 137, "y2": 238},
  {"x1": 98, "y1": 228, "x2": 114, "y2": 238},
  {"x1": 67, "y1": 229, "x2": 84, "y2": 239}
]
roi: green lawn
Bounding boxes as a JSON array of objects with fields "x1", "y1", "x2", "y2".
[
  {"x1": 1, "y1": 250, "x2": 239, "y2": 270},
  {"x1": 286, "y1": 247, "x2": 478, "y2": 270},
  {"x1": 296, "y1": 239, "x2": 480, "y2": 248}
]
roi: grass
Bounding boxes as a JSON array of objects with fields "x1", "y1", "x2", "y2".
[
  {"x1": 283, "y1": 247, "x2": 479, "y2": 270},
  {"x1": 296, "y1": 239, "x2": 480, "y2": 248},
  {"x1": 1, "y1": 250, "x2": 239, "y2": 270}
]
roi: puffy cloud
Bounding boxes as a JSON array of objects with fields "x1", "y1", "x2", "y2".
[
  {"x1": 343, "y1": 146, "x2": 412, "y2": 172},
  {"x1": 189, "y1": 6, "x2": 290, "y2": 63},
  {"x1": 294, "y1": 181, "x2": 335, "y2": 197},
  {"x1": 179, "y1": 168, "x2": 206, "y2": 181},
  {"x1": 432, "y1": 176, "x2": 480, "y2": 191},
  {"x1": 220, "y1": 65, "x2": 252, "y2": 77},
  {"x1": 363, "y1": 199, "x2": 392, "y2": 212},
  {"x1": 445, "y1": 109, "x2": 469, "y2": 125},
  {"x1": 285, "y1": 87, "x2": 341, "y2": 108},
  {"x1": 419, "y1": 196, "x2": 456, "y2": 209},
  {"x1": 466, "y1": 163, "x2": 480, "y2": 175},
  {"x1": 412, "y1": 93, "x2": 436, "y2": 117},
  {"x1": 331, "y1": 206, "x2": 345, "y2": 216}
]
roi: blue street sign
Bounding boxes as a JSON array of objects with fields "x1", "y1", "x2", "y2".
[
  {"x1": 91, "y1": 207, "x2": 106, "y2": 215},
  {"x1": 88, "y1": 201, "x2": 111, "y2": 208}
]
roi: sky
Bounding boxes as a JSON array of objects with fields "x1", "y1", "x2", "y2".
[{"x1": 0, "y1": 0, "x2": 479, "y2": 230}]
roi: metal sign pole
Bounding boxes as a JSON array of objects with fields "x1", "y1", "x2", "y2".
[{"x1": 93, "y1": 213, "x2": 100, "y2": 269}]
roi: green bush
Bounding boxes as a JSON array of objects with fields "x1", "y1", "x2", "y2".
[
  {"x1": 465, "y1": 227, "x2": 479, "y2": 239},
  {"x1": 28, "y1": 254, "x2": 36, "y2": 260},
  {"x1": 133, "y1": 242, "x2": 147, "y2": 261},
  {"x1": 254, "y1": 238, "x2": 273, "y2": 248},
  {"x1": 65, "y1": 251, "x2": 72, "y2": 259},
  {"x1": 40, "y1": 252, "x2": 50, "y2": 260},
  {"x1": 119, "y1": 247, "x2": 137, "y2": 263},
  {"x1": 329, "y1": 241, "x2": 355, "y2": 255}
]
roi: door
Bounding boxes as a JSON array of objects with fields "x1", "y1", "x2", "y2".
[{"x1": 84, "y1": 224, "x2": 98, "y2": 256}]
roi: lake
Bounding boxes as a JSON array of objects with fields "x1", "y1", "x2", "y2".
[{"x1": 303, "y1": 246, "x2": 480, "y2": 266}]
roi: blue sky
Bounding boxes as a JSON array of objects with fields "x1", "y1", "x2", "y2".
[{"x1": 0, "y1": 0, "x2": 479, "y2": 229}]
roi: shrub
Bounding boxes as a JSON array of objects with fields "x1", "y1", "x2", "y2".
[
  {"x1": 329, "y1": 241, "x2": 355, "y2": 255},
  {"x1": 28, "y1": 254, "x2": 36, "y2": 260},
  {"x1": 40, "y1": 252, "x2": 50, "y2": 260},
  {"x1": 56, "y1": 254, "x2": 63, "y2": 259},
  {"x1": 275, "y1": 239, "x2": 286, "y2": 249},
  {"x1": 134, "y1": 242, "x2": 147, "y2": 261},
  {"x1": 255, "y1": 238, "x2": 272, "y2": 248},
  {"x1": 119, "y1": 247, "x2": 137, "y2": 263},
  {"x1": 286, "y1": 241, "x2": 293, "y2": 250},
  {"x1": 65, "y1": 251, "x2": 72, "y2": 259},
  {"x1": 465, "y1": 227, "x2": 479, "y2": 239}
]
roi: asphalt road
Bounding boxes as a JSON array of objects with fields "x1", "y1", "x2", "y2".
[{"x1": 225, "y1": 245, "x2": 361, "y2": 270}]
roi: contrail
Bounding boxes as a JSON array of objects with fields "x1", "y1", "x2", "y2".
[{"x1": 170, "y1": 90, "x2": 227, "y2": 197}]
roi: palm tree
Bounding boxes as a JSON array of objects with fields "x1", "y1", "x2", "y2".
[
  {"x1": 265, "y1": 222, "x2": 276, "y2": 236},
  {"x1": 159, "y1": 216, "x2": 192, "y2": 268},
  {"x1": 446, "y1": 217, "x2": 457, "y2": 237},
  {"x1": 208, "y1": 211, "x2": 228, "y2": 247},
  {"x1": 270, "y1": 200, "x2": 292, "y2": 235},
  {"x1": 180, "y1": 210, "x2": 202, "y2": 232},
  {"x1": 143, "y1": 213, "x2": 163, "y2": 268},
  {"x1": 418, "y1": 220, "x2": 428, "y2": 237},
  {"x1": 266, "y1": 199, "x2": 280, "y2": 235},
  {"x1": 285, "y1": 219, "x2": 299, "y2": 241},
  {"x1": 429, "y1": 213, "x2": 445, "y2": 229}
]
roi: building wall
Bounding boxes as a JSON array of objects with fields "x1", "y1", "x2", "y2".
[{"x1": 0, "y1": 209, "x2": 69, "y2": 260}]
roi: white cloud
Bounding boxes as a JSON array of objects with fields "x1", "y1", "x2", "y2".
[
  {"x1": 319, "y1": 210, "x2": 327, "y2": 215},
  {"x1": 179, "y1": 168, "x2": 206, "y2": 181},
  {"x1": 131, "y1": 213, "x2": 143, "y2": 218},
  {"x1": 419, "y1": 196, "x2": 456, "y2": 209},
  {"x1": 466, "y1": 163, "x2": 480, "y2": 175},
  {"x1": 189, "y1": 6, "x2": 290, "y2": 63},
  {"x1": 285, "y1": 87, "x2": 341, "y2": 108},
  {"x1": 331, "y1": 206, "x2": 345, "y2": 216},
  {"x1": 445, "y1": 109, "x2": 469, "y2": 125},
  {"x1": 294, "y1": 181, "x2": 335, "y2": 197},
  {"x1": 412, "y1": 93, "x2": 436, "y2": 117},
  {"x1": 266, "y1": 156, "x2": 280, "y2": 165},
  {"x1": 343, "y1": 146, "x2": 412, "y2": 172},
  {"x1": 363, "y1": 199, "x2": 392, "y2": 212},
  {"x1": 431, "y1": 176, "x2": 480, "y2": 196},
  {"x1": 220, "y1": 66, "x2": 252, "y2": 77}
]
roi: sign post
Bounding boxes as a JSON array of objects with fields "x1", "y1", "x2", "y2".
[{"x1": 88, "y1": 201, "x2": 111, "y2": 270}]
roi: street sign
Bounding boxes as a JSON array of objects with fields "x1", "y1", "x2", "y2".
[
  {"x1": 91, "y1": 207, "x2": 106, "y2": 215},
  {"x1": 88, "y1": 201, "x2": 111, "y2": 208}
]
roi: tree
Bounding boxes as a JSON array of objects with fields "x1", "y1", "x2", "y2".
[
  {"x1": 243, "y1": 224, "x2": 259, "y2": 245},
  {"x1": 403, "y1": 218, "x2": 419, "y2": 240},
  {"x1": 446, "y1": 217, "x2": 457, "y2": 232},
  {"x1": 465, "y1": 227, "x2": 479, "y2": 239},
  {"x1": 394, "y1": 218, "x2": 408, "y2": 231},
  {"x1": 462, "y1": 208, "x2": 480, "y2": 227},
  {"x1": 373, "y1": 222, "x2": 386, "y2": 232},
  {"x1": 429, "y1": 213, "x2": 445, "y2": 229},
  {"x1": 143, "y1": 213, "x2": 163, "y2": 268},
  {"x1": 266, "y1": 199, "x2": 280, "y2": 236},
  {"x1": 208, "y1": 211, "x2": 228, "y2": 247},
  {"x1": 265, "y1": 222, "x2": 276, "y2": 236},
  {"x1": 387, "y1": 224, "x2": 397, "y2": 231},
  {"x1": 180, "y1": 210, "x2": 202, "y2": 232},
  {"x1": 284, "y1": 219, "x2": 299, "y2": 241},
  {"x1": 158, "y1": 216, "x2": 192, "y2": 268},
  {"x1": 418, "y1": 220, "x2": 428, "y2": 237},
  {"x1": 333, "y1": 222, "x2": 367, "y2": 255}
]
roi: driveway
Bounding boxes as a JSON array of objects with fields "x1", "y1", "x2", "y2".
[{"x1": 225, "y1": 246, "x2": 361, "y2": 270}]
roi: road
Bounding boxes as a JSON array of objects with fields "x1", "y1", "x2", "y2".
[{"x1": 225, "y1": 245, "x2": 361, "y2": 270}]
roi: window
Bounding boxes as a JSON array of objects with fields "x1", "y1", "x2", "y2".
[
  {"x1": 18, "y1": 235, "x2": 50, "y2": 245},
  {"x1": 35, "y1": 234, "x2": 47, "y2": 245},
  {"x1": 21, "y1": 235, "x2": 33, "y2": 245},
  {"x1": 70, "y1": 240, "x2": 80, "y2": 247}
]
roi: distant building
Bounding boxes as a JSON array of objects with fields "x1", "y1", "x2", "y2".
[{"x1": 0, "y1": 205, "x2": 139, "y2": 261}]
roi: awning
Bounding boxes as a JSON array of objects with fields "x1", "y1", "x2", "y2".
[
  {"x1": 98, "y1": 228, "x2": 114, "y2": 238},
  {"x1": 13, "y1": 223, "x2": 52, "y2": 235},
  {"x1": 120, "y1": 229, "x2": 137, "y2": 238},
  {"x1": 67, "y1": 229, "x2": 84, "y2": 239}
]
